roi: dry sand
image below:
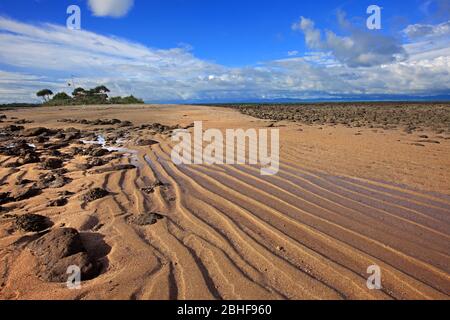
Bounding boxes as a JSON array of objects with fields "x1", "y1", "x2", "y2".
[{"x1": 0, "y1": 104, "x2": 449, "y2": 300}]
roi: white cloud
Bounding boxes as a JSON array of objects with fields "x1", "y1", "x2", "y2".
[
  {"x1": 403, "y1": 20, "x2": 450, "y2": 39},
  {"x1": 287, "y1": 50, "x2": 299, "y2": 57},
  {"x1": 88, "y1": 0, "x2": 134, "y2": 18},
  {"x1": 292, "y1": 14, "x2": 407, "y2": 67},
  {"x1": 0, "y1": 16, "x2": 449, "y2": 103}
]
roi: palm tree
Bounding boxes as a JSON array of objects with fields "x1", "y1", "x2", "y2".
[{"x1": 36, "y1": 89, "x2": 53, "y2": 102}]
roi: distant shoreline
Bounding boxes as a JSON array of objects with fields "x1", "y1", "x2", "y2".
[{"x1": 2, "y1": 100, "x2": 450, "y2": 110}]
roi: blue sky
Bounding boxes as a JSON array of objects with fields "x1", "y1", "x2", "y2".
[{"x1": 0, "y1": 0, "x2": 449, "y2": 102}]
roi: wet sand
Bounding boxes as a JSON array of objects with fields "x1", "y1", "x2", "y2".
[{"x1": 0, "y1": 104, "x2": 449, "y2": 300}]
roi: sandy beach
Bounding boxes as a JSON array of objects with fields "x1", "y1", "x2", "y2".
[{"x1": 0, "y1": 104, "x2": 449, "y2": 300}]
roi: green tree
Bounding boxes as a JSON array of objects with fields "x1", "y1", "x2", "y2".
[
  {"x1": 93, "y1": 85, "x2": 110, "y2": 94},
  {"x1": 36, "y1": 89, "x2": 53, "y2": 102},
  {"x1": 72, "y1": 87, "x2": 86, "y2": 97},
  {"x1": 52, "y1": 92, "x2": 72, "y2": 100}
]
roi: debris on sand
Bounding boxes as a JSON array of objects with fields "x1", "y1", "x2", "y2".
[
  {"x1": 14, "y1": 214, "x2": 51, "y2": 232},
  {"x1": 80, "y1": 188, "x2": 110, "y2": 203},
  {"x1": 29, "y1": 228, "x2": 100, "y2": 282},
  {"x1": 126, "y1": 212, "x2": 164, "y2": 226}
]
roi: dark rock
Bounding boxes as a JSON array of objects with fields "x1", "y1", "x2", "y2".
[
  {"x1": 91, "y1": 149, "x2": 110, "y2": 157},
  {"x1": 417, "y1": 139, "x2": 440, "y2": 144},
  {"x1": 136, "y1": 139, "x2": 159, "y2": 146},
  {"x1": 37, "y1": 172, "x2": 70, "y2": 189},
  {"x1": 0, "y1": 141, "x2": 34, "y2": 157},
  {"x1": 68, "y1": 147, "x2": 84, "y2": 156},
  {"x1": 0, "y1": 192, "x2": 13, "y2": 205},
  {"x1": 31, "y1": 136, "x2": 48, "y2": 144},
  {"x1": 12, "y1": 187, "x2": 41, "y2": 201},
  {"x1": 53, "y1": 132, "x2": 65, "y2": 139},
  {"x1": 4, "y1": 125, "x2": 24, "y2": 132},
  {"x1": 118, "y1": 121, "x2": 133, "y2": 127},
  {"x1": 17, "y1": 152, "x2": 40, "y2": 166},
  {"x1": 15, "y1": 214, "x2": 51, "y2": 232},
  {"x1": 64, "y1": 132, "x2": 81, "y2": 141},
  {"x1": 29, "y1": 228, "x2": 100, "y2": 282},
  {"x1": 39, "y1": 252, "x2": 99, "y2": 283},
  {"x1": 92, "y1": 164, "x2": 136, "y2": 174},
  {"x1": 48, "y1": 197, "x2": 68, "y2": 207},
  {"x1": 58, "y1": 190, "x2": 75, "y2": 197},
  {"x1": 80, "y1": 188, "x2": 110, "y2": 203},
  {"x1": 43, "y1": 142, "x2": 69, "y2": 150},
  {"x1": 16, "y1": 178, "x2": 34, "y2": 186},
  {"x1": 41, "y1": 158, "x2": 64, "y2": 170},
  {"x1": 30, "y1": 228, "x2": 83, "y2": 262},
  {"x1": 0, "y1": 205, "x2": 9, "y2": 214},
  {"x1": 83, "y1": 157, "x2": 106, "y2": 169},
  {"x1": 48, "y1": 150, "x2": 63, "y2": 157},
  {"x1": 65, "y1": 127, "x2": 80, "y2": 133},
  {"x1": 15, "y1": 119, "x2": 34, "y2": 125},
  {"x1": 22, "y1": 127, "x2": 50, "y2": 137},
  {"x1": 85, "y1": 146, "x2": 110, "y2": 157}
]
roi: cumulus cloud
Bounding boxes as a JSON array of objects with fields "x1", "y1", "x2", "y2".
[
  {"x1": 292, "y1": 13, "x2": 407, "y2": 67},
  {"x1": 403, "y1": 20, "x2": 450, "y2": 39},
  {"x1": 0, "y1": 16, "x2": 449, "y2": 103},
  {"x1": 88, "y1": 0, "x2": 134, "y2": 18}
]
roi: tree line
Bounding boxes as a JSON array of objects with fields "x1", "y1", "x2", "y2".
[{"x1": 36, "y1": 86, "x2": 144, "y2": 105}]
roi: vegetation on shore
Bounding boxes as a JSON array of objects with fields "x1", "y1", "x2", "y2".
[
  {"x1": 36, "y1": 86, "x2": 144, "y2": 106},
  {"x1": 0, "y1": 103, "x2": 41, "y2": 109}
]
